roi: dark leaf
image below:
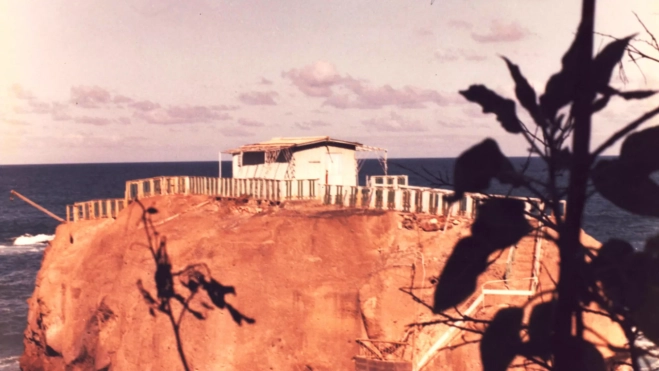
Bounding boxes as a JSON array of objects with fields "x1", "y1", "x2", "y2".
[
  {"x1": 189, "y1": 308, "x2": 206, "y2": 320},
  {"x1": 450, "y1": 139, "x2": 520, "y2": 201},
  {"x1": 592, "y1": 36, "x2": 633, "y2": 91},
  {"x1": 136, "y1": 280, "x2": 157, "y2": 306},
  {"x1": 155, "y1": 262, "x2": 175, "y2": 300},
  {"x1": 562, "y1": 337, "x2": 606, "y2": 371},
  {"x1": 459, "y1": 85, "x2": 522, "y2": 133},
  {"x1": 593, "y1": 239, "x2": 645, "y2": 312},
  {"x1": 525, "y1": 301, "x2": 555, "y2": 360},
  {"x1": 592, "y1": 126, "x2": 659, "y2": 217},
  {"x1": 202, "y1": 279, "x2": 236, "y2": 309},
  {"x1": 540, "y1": 21, "x2": 588, "y2": 119},
  {"x1": 471, "y1": 198, "x2": 531, "y2": 249},
  {"x1": 617, "y1": 90, "x2": 657, "y2": 100},
  {"x1": 433, "y1": 237, "x2": 490, "y2": 312},
  {"x1": 502, "y1": 57, "x2": 543, "y2": 127},
  {"x1": 480, "y1": 307, "x2": 523, "y2": 371},
  {"x1": 592, "y1": 94, "x2": 611, "y2": 113},
  {"x1": 227, "y1": 304, "x2": 256, "y2": 326},
  {"x1": 631, "y1": 236, "x2": 659, "y2": 345},
  {"x1": 645, "y1": 234, "x2": 659, "y2": 257},
  {"x1": 146, "y1": 207, "x2": 158, "y2": 214}
]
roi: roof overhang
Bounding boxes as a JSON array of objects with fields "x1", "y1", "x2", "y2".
[{"x1": 222, "y1": 136, "x2": 365, "y2": 154}]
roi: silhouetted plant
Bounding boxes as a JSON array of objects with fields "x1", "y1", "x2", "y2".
[
  {"x1": 134, "y1": 202, "x2": 254, "y2": 371},
  {"x1": 432, "y1": 1, "x2": 659, "y2": 370}
]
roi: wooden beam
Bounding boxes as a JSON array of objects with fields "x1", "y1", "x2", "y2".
[{"x1": 10, "y1": 190, "x2": 65, "y2": 223}]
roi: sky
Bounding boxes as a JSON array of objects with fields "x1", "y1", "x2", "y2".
[{"x1": 1, "y1": 0, "x2": 658, "y2": 164}]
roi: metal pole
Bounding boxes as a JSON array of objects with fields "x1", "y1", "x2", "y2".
[{"x1": 10, "y1": 190, "x2": 65, "y2": 223}]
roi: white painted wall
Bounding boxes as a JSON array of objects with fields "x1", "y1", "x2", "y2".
[
  {"x1": 231, "y1": 144, "x2": 357, "y2": 186},
  {"x1": 231, "y1": 155, "x2": 288, "y2": 179},
  {"x1": 293, "y1": 145, "x2": 357, "y2": 186}
]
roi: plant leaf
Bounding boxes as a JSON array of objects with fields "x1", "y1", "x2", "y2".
[
  {"x1": 471, "y1": 198, "x2": 531, "y2": 248},
  {"x1": 502, "y1": 57, "x2": 543, "y2": 127},
  {"x1": 434, "y1": 199, "x2": 529, "y2": 312},
  {"x1": 539, "y1": 21, "x2": 588, "y2": 120},
  {"x1": 617, "y1": 90, "x2": 657, "y2": 100},
  {"x1": 480, "y1": 307, "x2": 523, "y2": 371},
  {"x1": 593, "y1": 239, "x2": 644, "y2": 311},
  {"x1": 563, "y1": 338, "x2": 606, "y2": 371},
  {"x1": 592, "y1": 94, "x2": 611, "y2": 113},
  {"x1": 525, "y1": 301, "x2": 555, "y2": 360},
  {"x1": 592, "y1": 126, "x2": 659, "y2": 217},
  {"x1": 450, "y1": 139, "x2": 520, "y2": 201},
  {"x1": 433, "y1": 237, "x2": 490, "y2": 312},
  {"x1": 592, "y1": 36, "x2": 633, "y2": 91},
  {"x1": 459, "y1": 85, "x2": 522, "y2": 133}
]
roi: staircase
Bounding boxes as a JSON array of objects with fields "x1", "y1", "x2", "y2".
[{"x1": 415, "y1": 223, "x2": 545, "y2": 370}]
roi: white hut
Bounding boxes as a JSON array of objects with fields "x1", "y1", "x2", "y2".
[{"x1": 222, "y1": 136, "x2": 386, "y2": 187}]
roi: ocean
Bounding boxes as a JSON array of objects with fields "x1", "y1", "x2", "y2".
[{"x1": 0, "y1": 158, "x2": 657, "y2": 370}]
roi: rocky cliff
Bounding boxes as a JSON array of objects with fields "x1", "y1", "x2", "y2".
[{"x1": 20, "y1": 195, "x2": 627, "y2": 370}]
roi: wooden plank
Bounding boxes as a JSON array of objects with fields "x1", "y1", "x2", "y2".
[{"x1": 10, "y1": 190, "x2": 65, "y2": 223}]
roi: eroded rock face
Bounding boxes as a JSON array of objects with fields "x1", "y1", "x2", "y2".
[
  {"x1": 20, "y1": 196, "x2": 629, "y2": 370},
  {"x1": 20, "y1": 196, "x2": 411, "y2": 371}
]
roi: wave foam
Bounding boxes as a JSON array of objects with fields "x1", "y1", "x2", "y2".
[{"x1": 13, "y1": 234, "x2": 54, "y2": 246}]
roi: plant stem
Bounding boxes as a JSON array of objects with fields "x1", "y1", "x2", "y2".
[{"x1": 553, "y1": 0, "x2": 596, "y2": 369}]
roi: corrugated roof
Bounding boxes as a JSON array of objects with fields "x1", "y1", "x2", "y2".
[{"x1": 223, "y1": 136, "x2": 363, "y2": 153}]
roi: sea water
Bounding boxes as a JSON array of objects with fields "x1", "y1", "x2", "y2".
[{"x1": 0, "y1": 159, "x2": 657, "y2": 370}]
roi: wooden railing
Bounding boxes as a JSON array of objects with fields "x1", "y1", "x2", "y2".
[
  {"x1": 123, "y1": 176, "x2": 319, "y2": 202},
  {"x1": 66, "y1": 176, "x2": 565, "y2": 223},
  {"x1": 320, "y1": 184, "x2": 565, "y2": 220},
  {"x1": 66, "y1": 177, "x2": 319, "y2": 222},
  {"x1": 66, "y1": 198, "x2": 126, "y2": 222}
]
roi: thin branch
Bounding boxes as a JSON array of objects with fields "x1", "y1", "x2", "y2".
[
  {"x1": 591, "y1": 105, "x2": 659, "y2": 160},
  {"x1": 633, "y1": 12, "x2": 659, "y2": 50}
]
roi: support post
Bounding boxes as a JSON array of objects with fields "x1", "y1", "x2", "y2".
[{"x1": 10, "y1": 190, "x2": 65, "y2": 223}]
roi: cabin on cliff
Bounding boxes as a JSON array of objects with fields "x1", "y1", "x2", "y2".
[{"x1": 222, "y1": 136, "x2": 386, "y2": 186}]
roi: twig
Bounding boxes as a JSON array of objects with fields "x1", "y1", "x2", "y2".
[{"x1": 591, "y1": 105, "x2": 659, "y2": 160}]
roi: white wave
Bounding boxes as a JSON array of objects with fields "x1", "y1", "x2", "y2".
[
  {"x1": 13, "y1": 234, "x2": 54, "y2": 246},
  {"x1": 0, "y1": 355, "x2": 19, "y2": 369}
]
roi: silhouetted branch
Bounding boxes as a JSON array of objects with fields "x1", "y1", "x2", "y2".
[{"x1": 591, "y1": 105, "x2": 659, "y2": 160}]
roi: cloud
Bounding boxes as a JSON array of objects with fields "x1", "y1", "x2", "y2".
[
  {"x1": 415, "y1": 27, "x2": 434, "y2": 37},
  {"x1": 70, "y1": 86, "x2": 112, "y2": 108},
  {"x1": 9, "y1": 84, "x2": 35, "y2": 100},
  {"x1": 448, "y1": 20, "x2": 472, "y2": 29},
  {"x1": 113, "y1": 95, "x2": 134, "y2": 104},
  {"x1": 471, "y1": 21, "x2": 529, "y2": 43},
  {"x1": 325, "y1": 84, "x2": 445, "y2": 109},
  {"x1": 220, "y1": 127, "x2": 255, "y2": 137},
  {"x1": 117, "y1": 117, "x2": 131, "y2": 125},
  {"x1": 51, "y1": 102, "x2": 71, "y2": 121},
  {"x1": 13, "y1": 99, "x2": 51, "y2": 114},
  {"x1": 284, "y1": 61, "x2": 447, "y2": 109},
  {"x1": 212, "y1": 104, "x2": 239, "y2": 111},
  {"x1": 435, "y1": 49, "x2": 487, "y2": 62},
  {"x1": 134, "y1": 105, "x2": 231, "y2": 124},
  {"x1": 237, "y1": 118, "x2": 265, "y2": 127},
  {"x1": 74, "y1": 116, "x2": 113, "y2": 126},
  {"x1": 361, "y1": 112, "x2": 428, "y2": 132},
  {"x1": 294, "y1": 120, "x2": 330, "y2": 130},
  {"x1": 130, "y1": 100, "x2": 161, "y2": 111},
  {"x1": 282, "y1": 61, "x2": 348, "y2": 97},
  {"x1": 437, "y1": 120, "x2": 466, "y2": 128},
  {"x1": 238, "y1": 91, "x2": 278, "y2": 105},
  {"x1": 260, "y1": 77, "x2": 273, "y2": 85}
]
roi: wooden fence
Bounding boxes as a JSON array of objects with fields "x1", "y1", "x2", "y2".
[
  {"x1": 66, "y1": 198, "x2": 127, "y2": 222},
  {"x1": 65, "y1": 176, "x2": 565, "y2": 222}
]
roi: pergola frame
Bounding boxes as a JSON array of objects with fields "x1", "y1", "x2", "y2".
[{"x1": 356, "y1": 144, "x2": 388, "y2": 176}]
